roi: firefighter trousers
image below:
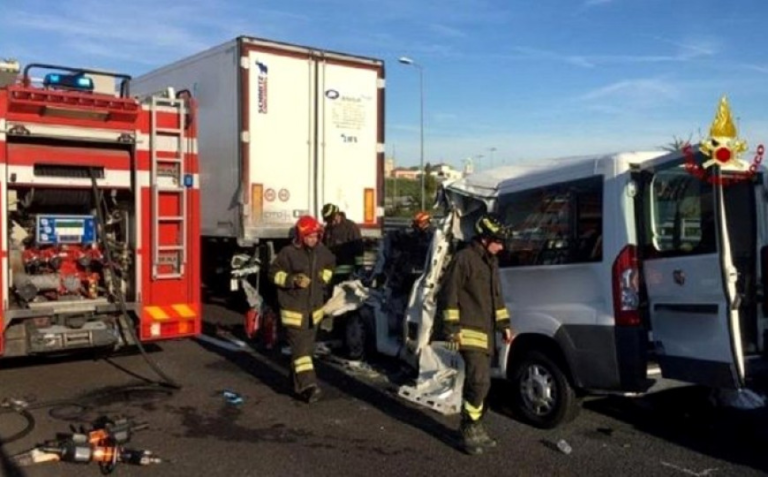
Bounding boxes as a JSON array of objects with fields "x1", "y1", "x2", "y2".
[
  {"x1": 461, "y1": 350, "x2": 491, "y2": 422},
  {"x1": 287, "y1": 325, "x2": 319, "y2": 395}
]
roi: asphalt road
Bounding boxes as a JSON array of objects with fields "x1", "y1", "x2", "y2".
[{"x1": 1, "y1": 304, "x2": 767, "y2": 477}]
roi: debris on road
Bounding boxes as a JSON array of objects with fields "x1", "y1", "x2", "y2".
[
  {"x1": 223, "y1": 390, "x2": 244, "y2": 405},
  {"x1": 556, "y1": 439, "x2": 572, "y2": 455},
  {"x1": 709, "y1": 388, "x2": 765, "y2": 410},
  {"x1": 196, "y1": 334, "x2": 249, "y2": 353}
]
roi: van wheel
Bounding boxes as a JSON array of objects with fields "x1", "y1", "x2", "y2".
[
  {"x1": 344, "y1": 309, "x2": 376, "y2": 360},
  {"x1": 509, "y1": 350, "x2": 580, "y2": 429},
  {"x1": 345, "y1": 313, "x2": 365, "y2": 360}
]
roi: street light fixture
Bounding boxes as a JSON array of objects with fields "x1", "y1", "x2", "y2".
[{"x1": 398, "y1": 56, "x2": 425, "y2": 211}]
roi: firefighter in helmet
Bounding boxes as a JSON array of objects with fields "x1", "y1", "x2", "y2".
[
  {"x1": 321, "y1": 203, "x2": 364, "y2": 281},
  {"x1": 269, "y1": 215, "x2": 336, "y2": 403},
  {"x1": 370, "y1": 210, "x2": 435, "y2": 289},
  {"x1": 439, "y1": 213, "x2": 513, "y2": 455}
]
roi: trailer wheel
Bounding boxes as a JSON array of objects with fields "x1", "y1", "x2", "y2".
[{"x1": 509, "y1": 350, "x2": 580, "y2": 429}]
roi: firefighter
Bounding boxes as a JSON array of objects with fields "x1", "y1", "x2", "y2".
[
  {"x1": 269, "y1": 215, "x2": 336, "y2": 403},
  {"x1": 439, "y1": 213, "x2": 513, "y2": 455},
  {"x1": 321, "y1": 203, "x2": 364, "y2": 281},
  {"x1": 370, "y1": 210, "x2": 435, "y2": 290}
]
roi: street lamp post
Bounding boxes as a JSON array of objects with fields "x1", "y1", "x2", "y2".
[
  {"x1": 488, "y1": 147, "x2": 497, "y2": 169},
  {"x1": 398, "y1": 56, "x2": 425, "y2": 211}
]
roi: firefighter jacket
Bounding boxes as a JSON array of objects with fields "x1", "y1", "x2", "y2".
[
  {"x1": 439, "y1": 241, "x2": 510, "y2": 354},
  {"x1": 323, "y1": 215, "x2": 363, "y2": 275},
  {"x1": 269, "y1": 242, "x2": 336, "y2": 329}
]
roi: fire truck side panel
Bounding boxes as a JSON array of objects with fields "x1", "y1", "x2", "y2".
[
  {"x1": 136, "y1": 105, "x2": 202, "y2": 341},
  {"x1": 0, "y1": 76, "x2": 201, "y2": 358},
  {"x1": 129, "y1": 40, "x2": 241, "y2": 240},
  {"x1": 0, "y1": 108, "x2": 6, "y2": 356}
]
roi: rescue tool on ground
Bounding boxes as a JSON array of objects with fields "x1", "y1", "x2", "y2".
[
  {"x1": 0, "y1": 58, "x2": 201, "y2": 359},
  {"x1": 12, "y1": 415, "x2": 162, "y2": 473}
]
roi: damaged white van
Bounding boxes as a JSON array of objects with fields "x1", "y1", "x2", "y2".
[{"x1": 382, "y1": 142, "x2": 768, "y2": 429}]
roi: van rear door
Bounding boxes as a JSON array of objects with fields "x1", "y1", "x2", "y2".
[{"x1": 637, "y1": 153, "x2": 745, "y2": 389}]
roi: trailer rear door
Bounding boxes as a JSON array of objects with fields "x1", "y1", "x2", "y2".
[
  {"x1": 244, "y1": 46, "x2": 315, "y2": 234},
  {"x1": 317, "y1": 58, "x2": 381, "y2": 228}
]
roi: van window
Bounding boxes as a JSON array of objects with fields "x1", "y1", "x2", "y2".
[
  {"x1": 496, "y1": 175, "x2": 603, "y2": 267},
  {"x1": 644, "y1": 167, "x2": 716, "y2": 256}
]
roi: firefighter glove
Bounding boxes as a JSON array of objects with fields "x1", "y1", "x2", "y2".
[
  {"x1": 446, "y1": 333, "x2": 460, "y2": 352},
  {"x1": 293, "y1": 273, "x2": 312, "y2": 288}
]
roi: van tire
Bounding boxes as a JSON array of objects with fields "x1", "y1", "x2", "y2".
[{"x1": 509, "y1": 349, "x2": 580, "y2": 429}]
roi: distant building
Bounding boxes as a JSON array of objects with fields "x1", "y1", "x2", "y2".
[
  {"x1": 429, "y1": 163, "x2": 463, "y2": 181},
  {"x1": 392, "y1": 168, "x2": 420, "y2": 180},
  {"x1": 384, "y1": 157, "x2": 395, "y2": 178}
]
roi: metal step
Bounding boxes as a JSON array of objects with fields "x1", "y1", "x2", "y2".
[
  {"x1": 156, "y1": 127, "x2": 183, "y2": 135},
  {"x1": 158, "y1": 245, "x2": 184, "y2": 252}
]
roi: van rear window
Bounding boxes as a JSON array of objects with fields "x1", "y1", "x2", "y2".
[
  {"x1": 496, "y1": 175, "x2": 603, "y2": 267},
  {"x1": 643, "y1": 167, "x2": 716, "y2": 256}
]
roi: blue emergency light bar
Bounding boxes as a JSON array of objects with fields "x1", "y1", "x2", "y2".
[{"x1": 43, "y1": 72, "x2": 94, "y2": 91}]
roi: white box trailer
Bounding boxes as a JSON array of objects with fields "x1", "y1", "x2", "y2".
[
  {"x1": 130, "y1": 36, "x2": 385, "y2": 244},
  {"x1": 130, "y1": 36, "x2": 385, "y2": 311}
]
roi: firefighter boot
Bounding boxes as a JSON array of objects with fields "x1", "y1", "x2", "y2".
[
  {"x1": 475, "y1": 420, "x2": 497, "y2": 449},
  {"x1": 459, "y1": 415, "x2": 484, "y2": 455},
  {"x1": 302, "y1": 385, "x2": 322, "y2": 404}
]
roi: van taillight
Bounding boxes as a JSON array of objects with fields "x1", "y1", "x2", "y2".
[{"x1": 612, "y1": 245, "x2": 641, "y2": 326}]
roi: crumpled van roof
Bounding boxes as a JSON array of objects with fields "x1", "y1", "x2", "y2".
[{"x1": 445, "y1": 150, "x2": 669, "y2": 199}]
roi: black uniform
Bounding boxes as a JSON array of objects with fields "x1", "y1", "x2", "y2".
[
  {"x1": 323, "y1": 215, "x2": 364, "y2": 278},
  {"x1": 269, "y1": 242, "x2": 336, "y2": 394},
  {"x1": 379, "y1": 225, "x2": 434, "y2": 292},
  {"x1": 440, "y1": 240, "x2": 510, "y2": 421}
]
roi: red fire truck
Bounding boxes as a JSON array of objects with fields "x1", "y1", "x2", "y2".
[{"x1": 0, "y1": 59, "x2": 201, "y2": 358}]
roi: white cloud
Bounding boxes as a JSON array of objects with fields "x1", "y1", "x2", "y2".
[
  {"x1": 507, "y1": 38, "x2": 719, "y2": 69},
  {"x1": 429, "y1": 24, "x2": 467, "y2": 38},
  {"x1": 579, "y1": 79, "x2": 679, "y2": 103},
  {"x1": 0, "y1": 0, "x2": 308, "y2": 71}
]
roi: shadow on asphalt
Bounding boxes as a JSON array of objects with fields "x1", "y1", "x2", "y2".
[
  {"x1": 582, "y1": 386, "x2": 768, "y2": 474},
  {"x1": 0, "y1": 343, "x2": 165, "y2": 371},
  {"x1": 0, "y1": 439, "x2": 26, "y2": 477},
  {"x1": 196, "y1": 320, "x2": 463, "y2": 451}
]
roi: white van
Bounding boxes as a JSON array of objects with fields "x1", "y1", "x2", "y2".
[{"x1": 419, "y1": 146, "x2": 768, "y2": 428}]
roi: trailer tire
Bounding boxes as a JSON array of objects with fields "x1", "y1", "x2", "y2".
[{"x1": 509, "y1": 349, "x2": 580, "y2": 429}]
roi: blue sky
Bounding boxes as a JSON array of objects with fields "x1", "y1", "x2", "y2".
[{"x1": 2, "y1": 0, "x2": 768, "y2": 171}]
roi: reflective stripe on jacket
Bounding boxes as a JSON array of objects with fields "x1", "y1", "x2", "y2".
[
  {"x1": 439, "y1": 241, "x2": 510, "y2": 354},
  {"x1": 269, "y1": 242, "x2": 336, "y2": 328}
]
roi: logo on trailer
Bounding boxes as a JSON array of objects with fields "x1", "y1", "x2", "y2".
[
  {"x1": 278, "y1": 188, "x2": 290, "y2": 202},
  {"x1": 325, "y1": 89, "x2": 340, "y2": 100},
  {"x1": 684, "y1": 95, "x2": 764, "y2": 186},
  {"x1": 256, "y1": 61, "x2": 268, "y2": 114},
  {"x1": 264, "y1": 188, "x2": 276, "y2": 202}
]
